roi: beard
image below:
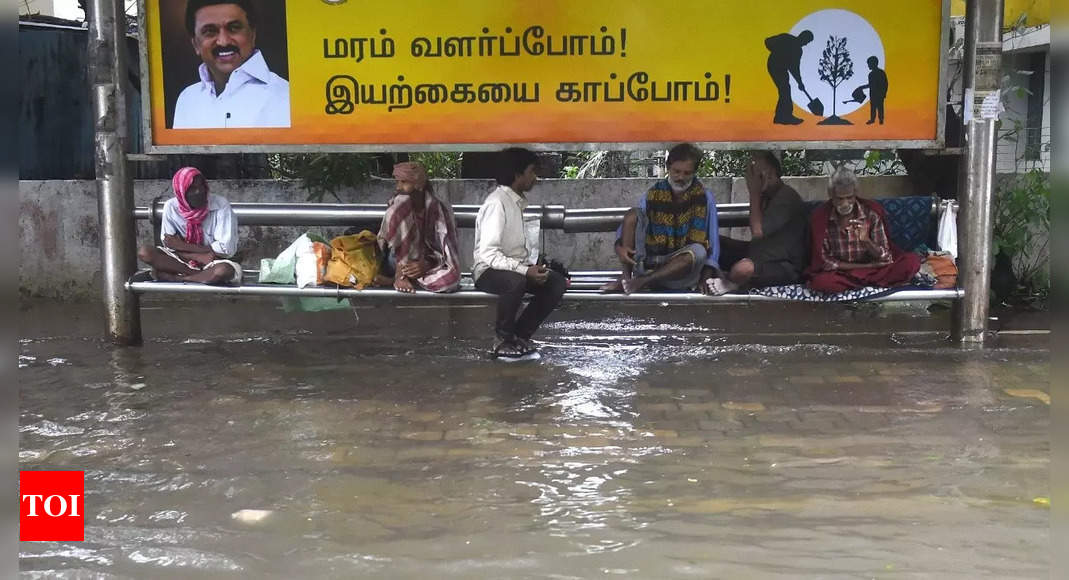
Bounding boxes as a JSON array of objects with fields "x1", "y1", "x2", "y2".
[
  {"x1": 834, "y1": 201, "x2": 856, "y2": 216},
  {"x1": 669, "y1": 178, "x2": 694, "y2": 193}
]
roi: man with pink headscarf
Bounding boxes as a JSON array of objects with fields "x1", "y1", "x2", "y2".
[
  {"x1": 137, "y1": 167, "x2": 241, "y2": 285},
  {"x1": 374, "y1": 161, "x2": 461, "y2": 293}
]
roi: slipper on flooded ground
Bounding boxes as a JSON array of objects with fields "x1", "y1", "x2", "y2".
[{"x1": 491, "y1": 339, "x2": 541, "y2": 362}]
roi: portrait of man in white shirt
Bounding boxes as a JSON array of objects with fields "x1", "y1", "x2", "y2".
[{"x1": 171, "y1": 0, "x2": 290, "y2": 129}]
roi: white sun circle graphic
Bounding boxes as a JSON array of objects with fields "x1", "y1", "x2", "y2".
[{"x1": 790, "y1": 9, "x2": 885, "y2": 117}]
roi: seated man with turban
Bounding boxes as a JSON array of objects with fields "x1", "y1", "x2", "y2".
[
  {"x1": 137, "y1": 167, "x2": 241, "y2": 285},
  {"x1": 374, "y1": 161, "x2": 461, "y2": 293}
]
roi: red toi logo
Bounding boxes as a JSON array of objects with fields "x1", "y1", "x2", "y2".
[{"x1": 20, "y1": 471, "x2": 84, "y2": 541}]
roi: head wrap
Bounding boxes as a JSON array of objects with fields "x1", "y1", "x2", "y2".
[
  {"x1": 172, "y1": 167, "x2": 209, "y2": 246},
  {"x1": 392, "y1": 162, "x2": 429, "y2": 190}
]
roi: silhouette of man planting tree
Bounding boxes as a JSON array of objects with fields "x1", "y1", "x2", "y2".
[{"x1": 765, "y1": 30, "x2": 814, "y2": 125}]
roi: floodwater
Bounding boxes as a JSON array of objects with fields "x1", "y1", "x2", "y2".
[{"x1": 19, "y1": 299, "x2": 1049, "y2": 579}]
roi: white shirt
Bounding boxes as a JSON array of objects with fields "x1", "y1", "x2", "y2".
[
  {"x1": 160, "y1": 194, "x2": 239, "y2": 258},
  {"x1": 173, "y1": 50, "x2": 291, "y2": 129},
  {"x1": 473, "y1": 185, "x2": 539, "y2": 281}
]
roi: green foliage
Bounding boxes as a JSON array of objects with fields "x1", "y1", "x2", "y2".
[
  {"x1": 410, "y1": 152, "x2": 463, "y2": 179},
  {"x1": 269, "y1": 153, "x2": 378, "y2": 202},
  {"x1": 561, "y1": 151, "x2": 596, "y2": 178},
  {"x1": 857, "y1": 150, "x2": 904, "y2": 176},
  {"x1": 993, "y1": 168, "x2": 1050, "y2": 295},
  {"x1": 698, "y1": 150, "x2": 823, "y2": 177}
]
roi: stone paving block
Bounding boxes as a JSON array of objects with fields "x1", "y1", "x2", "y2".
[
  {"x1": 537, "y1": 426, "x2": 596, "y2": 438},
  {"x1": 698, "y1": 419, "x2": 744, "y2": 432},
  {"x1": 722, "y1": 401, "x2": 766, "y2": 412},
  {"x1": 639, "y1": 402, "x2": 681, "y2": 413},
  {"x1": 670, "y1": 435, "x2": 709, "y2": 447},
  {"x1": 877, "y1": 367, "x2": 917, "y2": 375},
  {"x1": 407, "y1": 411, "x2": 443, "y2": 422},
  {"x1": 444, "y1": 447, "x2": 491, "y2": 457},
  {"x1": 678, "y1": 402, "x2": 724, "y2": 412},
  {"x1": 394, "y1": 446, "x2": 447, "y2": 461},
  {"x1": 676, "y1": 388, "x2": 716, "y2": 397},
  {"x1": 401, "y1": 430, "x2": 445, "y2": 441},
  {"x1": 789, "y1": 376, "x2": 826, "y2": 384},
  {"x1": 828, "y1": 375, "x2": 865, "y2": 383},
  {"x1": 444, "y1": 429, "x2": 483, "y2": 441},
  {"x1": 560, "y1": 436, "x2": 619, "y2": 448},
  {"x1": 840, "y1": 412, "x2": 890, "y2": 429}
]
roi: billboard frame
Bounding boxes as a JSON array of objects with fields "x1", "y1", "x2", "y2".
[{"x1": 138, "y1": 0, "x2": 949, "y2": 154}]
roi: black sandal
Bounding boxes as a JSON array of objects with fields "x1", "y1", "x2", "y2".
[{"x1": 491, "y1": 339, "x2": 539, "y2": 361}]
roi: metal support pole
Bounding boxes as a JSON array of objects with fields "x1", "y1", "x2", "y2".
[
  {"x1": 953, "y1": 0, "x2": 1002, "y2": 345},
  {"x1": 89, "y1": 0, "x2": 141, "y2": 345}
]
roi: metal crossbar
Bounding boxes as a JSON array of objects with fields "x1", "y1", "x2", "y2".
[
  {"x1": 129, "y1": 199, "x2": 961, "y2": 305},
  {"x1": 127, "y1": 270, "x2": 963, "y2": 303},
  {"x1": 126, "y1": 280, "x2": 962, "y2": 303},
  {"x1": 133, "y1": 199, "x2": 953, "y2": 232}
]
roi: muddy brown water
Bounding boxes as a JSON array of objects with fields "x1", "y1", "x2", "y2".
[{"x1": 19, "y1": 300, "x2": 1049, "y2": 578}]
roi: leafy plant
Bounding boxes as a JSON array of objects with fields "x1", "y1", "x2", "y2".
[
  {"x1": 268, "y1": 153, "x2": 379, "y2": 202},
  {"x1": 410, "y1": 152, "x2": 463, "y2": 179},
  {"x1": 698, "y1": 150, "x2": 823, "y2": 177},
  {"x1": 992, "y1": 168, "x2": 1050, "y2": 295},
  {"x1": 857, "y1": 150, "x2": 904, "y2": 176}
]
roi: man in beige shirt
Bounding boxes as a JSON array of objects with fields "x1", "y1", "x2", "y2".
[{"x1": 473, "y1": 148, "x2": 567, "y2": 361}]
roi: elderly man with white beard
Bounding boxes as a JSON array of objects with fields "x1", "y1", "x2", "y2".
[{"x1": 601, "y1": 143, "x2": 721, "y2": 294}]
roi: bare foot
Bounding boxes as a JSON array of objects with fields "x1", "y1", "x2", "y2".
[
  {"x1": 373, "y1": 274, "x2": 395, "y2": 287},
  {"x1": 155, "y1": 271, "x2": 183, "y2": 282},
  {"x1": 394, "y1": 277, "x2": 416, "y2": 293},
  {"x1": 599, "y1": 278, "x2": 626, "y2": 293},
  {"x1": 708, "y1": 278, "x2": 738, "y2": 296},
  {"x1": 623, "y1": 275, "x2": 650, "y2": 294}
]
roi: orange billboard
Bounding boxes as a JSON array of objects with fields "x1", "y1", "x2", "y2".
[{"x1": 141, "y1": 0, "x2": 948, "y2": 151}]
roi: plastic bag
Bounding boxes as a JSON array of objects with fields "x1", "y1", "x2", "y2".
[
  {"x1": 296, "y1": 240, "x2": 332, "y2": 288},
  {"x1": 937, "y1": 203, "x2": 957, "y2": 259},
  {"x1": 323, "y1": 231, "x2": 381, "y2": 289},
  {"x1": 259, "y1": 234, "x2": 307, "y2": 284}
]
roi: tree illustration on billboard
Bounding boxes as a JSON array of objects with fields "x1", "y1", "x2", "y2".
[{"x1": 817, "y1": 35, "x2": 854, "y2": 125}]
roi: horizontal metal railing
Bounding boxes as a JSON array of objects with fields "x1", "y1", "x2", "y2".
[
  {"x1": 126, "y1": 277, "x2": 964, "y2": 303},
  {"x1": 134, "y1": 198, "x2": 954, "y2": 233},
  {"x1": 129, "y1": 198, "x2": 961, "y2": 303}
]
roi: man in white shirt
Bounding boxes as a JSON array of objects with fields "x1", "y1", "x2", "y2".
[
  {"x1": 473, "y1": 148, "x2": 567, "y2": 361},
  {"x1": 172, "y1": 0, "x2": 290, "y2": 129},
  {"x1": 137, "y1": 167, "x2": 242, "y2": 285}
]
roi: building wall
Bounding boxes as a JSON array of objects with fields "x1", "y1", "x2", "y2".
[
  {"x1": 19, "y1": 176, "x2": 919, "y2": 300},
  {"x1": 18, "y1": 23, "x2": 141, "y2": 179},
  {"x1": 997, "y1": 49, "x2": 1051, "y2": 173},
  {"x1": 18, "y1": 0, "x2": 55, "y2": 17}
]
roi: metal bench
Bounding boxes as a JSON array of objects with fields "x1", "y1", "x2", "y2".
[{"x1": 128, "y1": 197, "x2": 962, "y2": 304}]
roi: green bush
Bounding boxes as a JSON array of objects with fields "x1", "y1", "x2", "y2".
[{"x1": 993, "y1": 168, "x2": 1050, "y2": 296}]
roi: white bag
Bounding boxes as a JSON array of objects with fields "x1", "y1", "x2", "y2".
[
  {"x1": 259, "y1": 234, "x2": 306, "y2": 284},
  {"x1": 294, "y1": 235, "x2": 319, "y2": 289},
  {"x1": 937, "y1": 202, "x2": 957, "y2": 259}
]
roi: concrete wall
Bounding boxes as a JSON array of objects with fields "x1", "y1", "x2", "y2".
[{"x1": 19, "y1": 176, "x2": 919, "y2": 299}]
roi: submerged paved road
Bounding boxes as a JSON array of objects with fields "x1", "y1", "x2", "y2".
[{"x1": 19, "y1": 300, "x2": 1049, "y2": 578}]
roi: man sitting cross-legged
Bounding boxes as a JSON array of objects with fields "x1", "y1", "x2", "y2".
[
  {"x1": 374, "y1": 161, "x2": 461, "y2": 293},
  {"x1": 602, "y1": 143, "x2": 720, "y2": 294},
  {"x1": 805, "y1": 166, "x2": 921, "y2": 292},
  {"x1": 708, "y1": 151, "x2": 808, "y2": 295},
  {"x1": 137, "y1": 167, "x2": 241, "y2": 285}
]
